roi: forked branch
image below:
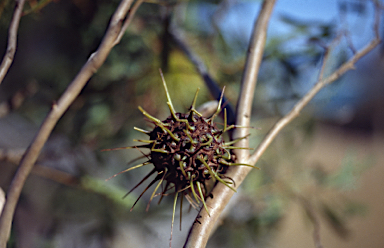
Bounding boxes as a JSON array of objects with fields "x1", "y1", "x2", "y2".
[
  {"x1": 184, "y1": 0, "x2": 381, "y2": 247},
  {"x1": 0, "y1": 0, "x2": 142, "y2": 246},
  {"x1": 184, "y1": 0, "x2": 277, "y2": 247},
  {"x1": 247, "y1": 36, "x2": 380, "y2": 167}
]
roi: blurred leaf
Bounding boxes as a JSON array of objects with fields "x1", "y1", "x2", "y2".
[
  {"x1": 81, "y1": 175, "x2": 137, "y2": 209},
  {"x1": 326, "y1": 151, "x2": 373, "y2": 190},
  {"x1": 321, "y1": 203, "x2": 349, "y2": 239}
]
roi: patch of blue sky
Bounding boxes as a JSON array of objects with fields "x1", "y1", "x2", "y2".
[{"x1": 182, "y1": 0, "x2": 381, "y2": 121}]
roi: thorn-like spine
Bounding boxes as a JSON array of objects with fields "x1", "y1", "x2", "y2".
[
  {"x1": 105, "y1": 162, "x2": 151, "y2": 181},
  {"x1": 147, "y1": 168, "x2": 167, "y2": 211},
  {"x1": 103, "y1": 75, "x2": 261, "y2": 247},
  {"x1": 224, "y1": 134, "x2": 251, "y2": 146},
  {"x1": 209, "y1": 86, "x2": 225, "y2": 123},
  {"x1": 134, "y1": 126, "x2": 151, "y2": 135},
  {"x1": 170, "y1": 191, "x2": 179, "y2": 248},
  {"x1": 197, "y1": 181, "x2": 210, "y2": 216}
]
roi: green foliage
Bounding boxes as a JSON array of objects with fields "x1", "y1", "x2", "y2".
[{"x1": 325, "y1": 151, "x2": 373, "y2": 190}]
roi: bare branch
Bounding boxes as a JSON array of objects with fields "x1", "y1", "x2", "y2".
[
  {"x1": 0, "y1": 189, "x2": 4, "y2": 217},
  {"x1": 318, "y1": 34, "x2": 343, "y2": 81},
  {"x1": 0, "y1": 0, "x2": 26, "y2": 86},
  {"x1": 373, "y1": 0, "x2": 381, "y2": 39},
  {"x1": 183, "y1": 1, "x2": 276, "y2": 247},
  {"x1": 297, "y1": 196, "x2": 323, "y2": 248},
  {"x1": 248, "y1": 37, "x2": 380, "y2": 167},
  {"x1": 114, "y1": 0, "x2": 144, "y2": 45},
  {"x1": 0, "y1": 0, "x2": 140, "y2": 246}
]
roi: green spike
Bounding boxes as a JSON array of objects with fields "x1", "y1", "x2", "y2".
[
  {"x1": 138, "y1": 106, "x2": 180, "y2": 141},
  {"x1": 197, "y1": 182, "x2": 210, "y2": 216},
  {"x1": 170, "y1": 191, "x2": 179, "y2": 248},
  {"x1": 199, "y1": 157, "x2": 236, "y2": 192},
  {"x1": 223, "y1": 108, "x2": 228, "y2": 133},
  {"x1": 138, "y1": 106, "x2": 161, "y2": 124},
  {"x1": 179, "y1": 192, "x2": 183, "y2": 230},
  {"x1": 189, "y1": 174, "x2": 200, "y2": 204},
  {"x1": 130, "y1": 173, "x2": 163, "y2": 211},
  {"x1": 167, "y1": 103, "x2": 194, "y2": 130},
  {"x1": 151, "y1": 148, "x2": 170, "y2": 154},
  {"x1": 179, "y1": 161, "x2": 187, "y2": 178},
  {"x1": 214, "y1": 175, "x2": 236, "y2": 192},
  {"x1": 183, "y1": 130, "x2": 197, "y2": 144},
  {"x1": 200, "y1": 134, "x2": 213, "y2": 146},
  {"x1": 209, "y1": 86, "x2": 225, "y2": 123},
  {"x1": 105, "y1": 162, "x2": 151, "y2": 181},
  {"x1": 190, "y1": 88, "x2": 200, "y2": 111},
  {"x1": 217, "y1": 148, "x2": 231, "y2": 161},
  {"x1": 191, "y1": 109, "x2": 203, "y2": 118},
  {"x1": 100, "y1": 146, "x2": 138, "y2": 152},
  {"x1": 146, "y1": 169, "x2": 167, "y2": 211},
  {"x1": 133, "y1": 139, "x2": 155, "y2": 144},
  {"x1": 219, "y1": 159, "x2": 260, "y2": 169},
  {"x1": 123, "y1": 169, "x2": 156, "y2": 199},
  {"x1": 224, "y1": 134, "x2": 251, "y2": 146},
  {"x1": 225, "y1": 124, "x2": 259, "y2": 133},
  {"x1": 159, "y1": 69, "x2": 176, "y2": 116},
  {"x1": 167, "y1": 102, "x2": 178, "y2": 121},
  {"x1": 162, "y1": 125, "x2": 180, "y2": 141},
  {"x1": 198, "y1": 156, "x2": 216, "y2": 180},
  {"x1": 185, "y1": 192, "x2": 199, "y2": 210},
  {"x1": 158, "y1": 181, "x2": 171, "y2": 205},
  {"x1": 134, "y1": 126, "x2": 151, "y2": 135}
]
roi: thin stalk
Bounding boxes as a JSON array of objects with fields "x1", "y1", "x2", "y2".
[{"x1": 0, "y1": 1, "x2": 139, "y2": 246}]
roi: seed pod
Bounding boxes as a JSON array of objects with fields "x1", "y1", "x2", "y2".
[{"x1": 104, "y1": 71, "x2": 257, "y2": 247}]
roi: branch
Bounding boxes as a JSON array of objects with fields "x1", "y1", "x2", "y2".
[
  {"x1": 0, "y1": 0, "x2": 26, "y2": 86},
  {"x1": 0, "y1": 0, "x2": 142, "y2": 246},
  {"x1": 183, "y1": 1, "x2": 276, "y2": 247},
  {"x1": 297, "y1": 195, "x2": 323, "y2": 248},
  {"x1": 0, "y1": 189, "x2": 4, "y2": 217},
  {"x1": 247, "y1": 37, "x2": 380, "y2": 167}
]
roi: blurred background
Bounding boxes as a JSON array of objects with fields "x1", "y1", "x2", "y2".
[{"x1": 0, "y1": 0, "x2": 383, "y2": 247}]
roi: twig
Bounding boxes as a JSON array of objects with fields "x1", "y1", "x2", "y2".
[
  {"x1": 247, "y1": 37, "x2": 380, "y2": 167},
  {"x1": 114, "y1": 0, "x2": 144, "y2": 45},
  {"x1": 373, "y1": 0, "x2": 381, "y2": 39},
  {"x1": 183, "y1": 1, "x2": 276, "y2": 247},
  {"x1": 0, "y1": 0, "x2": 26, "y2": 86},
  {"x1": 0, "y1": 0, "x2": 140, "y2": 246},
  {"x1": 318, "y1": 33, "x2": 343, "y2": 81},
  {"x1": 298, "y1": 196, "x2": 323, "y2": 248},
  {"x1": 0, "y1": 189, "x2": 4, "y2": 217}
]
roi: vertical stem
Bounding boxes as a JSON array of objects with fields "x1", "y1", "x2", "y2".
[
  {"x1": 183, "y1": 1, "x2": 276, "y2": 247},
  {"x1": 0, "y1": 0, "x2": 136, "y2": 246},
  {"x1": 0, "y1": 0, "x2": 26, "y2": 85}
]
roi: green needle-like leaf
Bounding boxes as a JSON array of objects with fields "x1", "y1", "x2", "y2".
[{"x1": 197, "y1": 181, "x2": 210, "y2": 216}]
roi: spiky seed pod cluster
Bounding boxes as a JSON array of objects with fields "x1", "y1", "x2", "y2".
[
  {"x1": 141, "y1": 107, "x2": 237, "y2": 213},
  {"x1": 104, "y1": 72, "x2": 256, "y2": 246}
]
